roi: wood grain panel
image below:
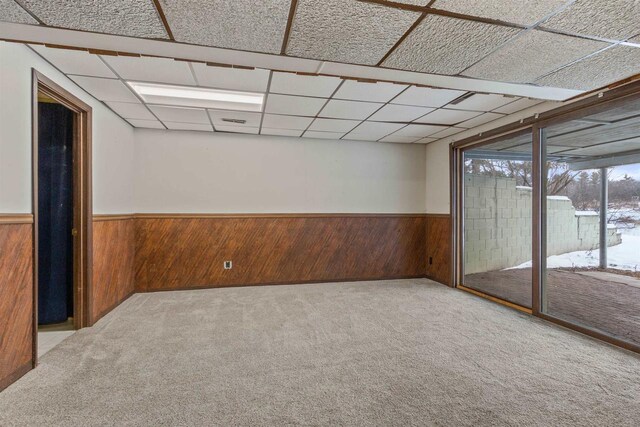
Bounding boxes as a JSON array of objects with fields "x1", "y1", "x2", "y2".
[
  {"x1": 0, "y1": 224, "x2": 33, "y2": 391},
  {"x1": 135, "y1": 216, "x2": 426, "y2": 292},
  {"x1": 425, "y1": 214, "x2": 451, "y2": 286},
  {"x1": 92, "y1": 218, "x2": 135, "y2": 322}
]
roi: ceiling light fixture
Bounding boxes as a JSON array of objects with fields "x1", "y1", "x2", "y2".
[{"x1": 127, "y1": 81, "x2": 264, "y2": 112}]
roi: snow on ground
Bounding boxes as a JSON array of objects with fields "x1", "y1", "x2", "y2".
[{"x1": 511, "y1": 225, "x2": 640, "y2": 272}]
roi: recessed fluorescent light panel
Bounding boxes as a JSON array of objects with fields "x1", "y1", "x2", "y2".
[{"x1": 127, "y1": 81, "x2": 264, "y2": 112}]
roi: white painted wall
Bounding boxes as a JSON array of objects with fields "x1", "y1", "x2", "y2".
[
  {"x1": 134, "y1": 129, "x2": 427, "y2": 213},
  {"x1": 425, "y1": 140, "x2": 451, "y2": 214},
  {"x1": 0, "y1": 42, "x2": 135, "y2": 214}
]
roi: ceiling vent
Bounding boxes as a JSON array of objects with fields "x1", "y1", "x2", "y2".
[
  {"x1": 221, "y1": 118, "x2": 247, "y2": 124},
  {"x1": 449, "y1": 92, "x2": 476, "y2": 105}
]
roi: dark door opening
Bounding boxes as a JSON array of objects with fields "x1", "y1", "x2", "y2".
[{"x1": 37, "y1": 99, "x2": 75, "y2": 326}]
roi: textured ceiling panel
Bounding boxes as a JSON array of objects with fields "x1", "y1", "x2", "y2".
[
  {"x1": 265, "y1": 94, "x2": 326, "y2": 116},
  {"x1": 32, "y1": 46, "x2": 116, "y2": 78},
  {"x1": 334, "y1": 81, "x2": 407, "y2": 103},
  {"x1": 303, "y1": 131, "x2": 345, "y2": 140},
  {"x1": 216, "y1": 125, "x2": 258, "y2": 134},
  {"x1": 446, "y1": 93, "x2": 513, "y2": 111},
  {"x1": 414, "y1": 109, "x2": 481, "y2": 125},
  {"x1": 308, "y1": 118, "x2": 360, "y2": 133},
  {"x1": 261, "y1": 128, "x2": 303, "y2": 137},
  {"x1": 542, "y1": 0, "x2": 640, "y2": 40},
  {"x1": 346, "y1": 121, "x2": 405, "y2": 140},
  {"x1": 415, "y1": 137, "x2": 439, "y2": 144},
  {"x1": 105, "y1": 102, "x2": 155, "y2": 120},
  {"x1": 319, "y1": 100, "x2": 382, "y2": 120},
  {"x1": 269, "y1": 72, "x2": 342, "y2": 97},
  {"x1": 102, "y1": 55, "x2": 196, "y2": 85},
  {"x1": 149, "y1": 105, "x2": 210, "y2": 124},
  {"x1": 164, "y1": 122, "x2": 213, "y2": 131},
  {"x1": 207, "y1": 110, "x2": 261, "y2": 127},
  {"x1": 393, "y1": 124, "x2": 447, "y2": 138},
  {"x1": 382, "y1": 14, "x2": 520, "y2": 74},
  {"x1": 286, "y1": 0, "x2": 421, "y2": 65},
  {"x1": 70, "y1": 76, "x2": 139, "y2": 103},
  {"x1": 493, "y1": 97, "x2": 544, "y2": 114},
  {"x1": 391, "y1": 86, "x2": 465, "y2": 108},
  {"x1": 433, "y1": 0, "x2": 567, "y2": 26},
  {"x1": 463, "y1": 30, "x2": 608, "y2": 84},
  {"x1": 0, "y1": 0, "x2": 37, "y2": 24},
  {"x1": 21, "y1": 0, "x2": 167, "y2": 38},
  {"x1": 192, "y1": 64, "x2": 270, "y2": 92},
  {"x1": 429, "y1": 126, "x2": 465, "y2": 138},
  {"x1": 159, "y1": 0, "x2": 289, "y2": 53},
  {"x1": 369, "y1": 104, "x2": 434, "y2": 122},
  {"x1": 379, "y1": 135, "x2": 421, "y2": 143},
  {"x1": 127, "y1": 119, "x2": 165, "y2": 129},
  {"x1": 262, "y1": 114, "x2": 314, "y2": 130},
  {"x1": 457, "y1": 112, "x2": 504, "y2": 129},
  {"x1": 536, "y1": 45, "x2": 640, "y2": 91},
  {"x1": 561, "y1": 138, "x2": 640, "y2": 157}
]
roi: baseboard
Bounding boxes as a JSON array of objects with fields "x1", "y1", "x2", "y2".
[
  {"x1": 0, "y1": 361, "x2": 32, "y2": 393},
  {"x1": 137, "y1": 275, "x2": 428, "y2": 293}
]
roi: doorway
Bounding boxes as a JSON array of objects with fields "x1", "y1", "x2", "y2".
[{"x1": 32, "y1": 70, "x2": 92, "y2": 364}]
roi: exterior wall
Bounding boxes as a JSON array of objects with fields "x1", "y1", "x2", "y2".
[{"x1": 464, "y1": 175, "x2": 621, "y2": 274}]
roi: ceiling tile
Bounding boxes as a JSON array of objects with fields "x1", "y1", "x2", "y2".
[
  {"x1": 105, "y1": 102, "x2": 155, "y2": 120},
  {"x1": 320, "y1": 100, "x2": 382, "y2": 120},
  {"x1": 446, "y1": 93, "x2": 514, "y2": 112},
  {"x1": 191, "y1": 63, "x2": 270, "y2": 92},
  {"x1": 493, "y1": 97, "x2": 544, "y2": 114},
  {"x1": 414, "y1": 109, "x2": 481, "y2": 125},
  {"x1": 126, "y1": 119, "x2": 165, "y2": 129},
  {"x1": 346, "y1": 121, "x2": 405, "y2": 140},
  {"x1": 433, "y1": 0, "x2": 567, "y2": 26},
  {"x1": 269, "y1": 72, "x2": 342, "y2": 97},
  {"x1": 303, "y1": 131, "x2": 346, "y2": 140},
  {"x1": 383, "y1": 14, "x2": 520, "y2": 74},
  {"x1": 207, "y1": 110, "x2": 261, "y2": 127},
  {"x1": 261, "y1": 128, "x2": 304, "y2": 137},
  {"x1": 542, "y1": 0, "x2": 640, "y2": 40},
  {"x1": 429, "y1": 127, "x2": 466, "y2": 138},
  {"x1": 536, "y1": 45, "x2": 640, "y2": 90},
  {"x1": 159, "y1": 0, "x2": 290, "y2": 54},
  {"x1": 457, "y1": 112, "x2": 504, "y2": 129},
  {"x1": 286, "y1": 0, "x2": 421, "y2": 65},
  {"x1": 102, "y1": 55, "x2": 196, "y2": 85},
  {"x1": 392, "y1": 124, "x2": 447, "y2": 138},
  {"x1": 308, "y1": 118, "x2": 360, "y2": 133},
  {"x1": 0, "y1": 0, "x2": 37, "y2": 24},
  {"x1": 262, "y1": 114, "x2": 314, "y2": 130},
  {"x1": 463, "y1": 30, "x2": 609, "y2": 84},
  {"x1": 164, "y1": 122, "x2": 213, "y2": 131},
  {"x1": 21, "y1": 0, "x2": 167, "y2": 38},
  {"x1": 393, "y1": 0, "x2": 431, "y2": 5},
  {"x1": 369, "y1": 104, "x2": 434, "y2": 122},
  {"x1": 415, "y1": 137, "x2": 439, "y2": 144},
  {"x1": 265, "y1": 94, "x2": 326, "y2": 116},
  {"x1": 69, "y1": 76, "x2": 139, "y2": 103},
  {"x1": 31, "y1": 46, "x2": 117, "y2": 78},
  {"x1": 149, "y1": 105, "x2": 210, "y2": 124},
  {"x1": 216, "y1": 125, "x2": 259, "y2": 134},
  {"x1": 333, "y1": 80, "x2": 408, "y2": 103},
  {"x1": 391, "y1": 86, "x2": 465, "y2": 108},
  {"x1": 379, "y1": 135, "x2": 421, "y2": 143}
]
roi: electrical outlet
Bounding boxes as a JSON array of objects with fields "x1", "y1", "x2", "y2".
[{"x1": 224, "y1": 261, "x2": 232, "y2": 270}]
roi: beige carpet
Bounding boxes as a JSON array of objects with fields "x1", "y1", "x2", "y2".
[{"x1": 1, "y1": 279, "x2": 639, "y2": 426}]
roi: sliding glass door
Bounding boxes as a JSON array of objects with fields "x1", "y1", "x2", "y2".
[{"x1": 462, "y1": 131, "x2": 533, "y2": 308}]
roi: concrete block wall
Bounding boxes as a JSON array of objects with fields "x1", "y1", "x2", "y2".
[{"x1": 464, "y1": 175, "x2": 621, "y2": 274}]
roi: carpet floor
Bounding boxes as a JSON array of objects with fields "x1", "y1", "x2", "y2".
[{"x1": 1, "y1": 279, "x2": 639, "y2": 426}]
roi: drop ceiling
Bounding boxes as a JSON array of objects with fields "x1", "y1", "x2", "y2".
[
  {"x1": 0, "y1": 0, "x2": 638, "y2": 95},
  {"x1": 29, "y1": 44, "x2": 548, "y2": 144}
]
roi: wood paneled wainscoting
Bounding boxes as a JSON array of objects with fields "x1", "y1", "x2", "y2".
[
  {"x1": 134, "y1": 214, "x2": 428, "y2": 292},
  {"x1": 425, "y1": 214, "x2": 452, "y2": 286},
  {"x1": 92, "y1": 215, "x2": 135, "y2": 323},
  {"x1": 0, "y1": 215, "x2": 33, "y2": 391}
]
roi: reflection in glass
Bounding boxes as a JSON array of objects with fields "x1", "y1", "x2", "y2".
[{"x1": 462, "y1": 132, "x2": 533, "y2": 308}]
